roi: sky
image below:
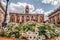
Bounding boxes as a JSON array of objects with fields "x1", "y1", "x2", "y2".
[{"x1": 0, "y1": 0, "x2": 60, "y2": 21}]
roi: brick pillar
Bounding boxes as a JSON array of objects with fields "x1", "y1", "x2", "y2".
[
  {"x1": 24, "y1": 15, "x2": 26, "y2": 22},
  {"x1": 34, "y1": 16, "x2": 35, "y2": 20},
  {"x1": 55, "y1": 16, "x2": 58, "y2": 25},
  {"x1": 38, "y1": 16, "x2": 40, "y2": 23},
  {"x1": 51, "y1": 18, "x2": 53, "y2": 23},
  {"x1": 15, "y1": 14, "x2": 16, "y2": 23},
  {"x1": 49, "y1": 18, "x2": 51, "y2": 23},
  {"x1": 19, "y1": 16, "x2": 20, "y2": 23},
  {"x1": 52, "y1": 18, "x2": 54, "y2": 24},
  {"x1": 35, "y1": 15, "x2": 38, "y2": 22},
  {"x1": 29, "y1": 16, "x2": 31, "y2": 21},
  {"x1": 20, "y1": 16, "x2": 22, "y2": 22}
]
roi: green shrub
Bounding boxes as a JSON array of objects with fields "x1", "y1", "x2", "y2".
[
  {"x1": 0, "y1": 22, "x2": 60, "y2": 39},
  {"x1": 38, "y1": 23, "x2": 60, "y2": 38}
]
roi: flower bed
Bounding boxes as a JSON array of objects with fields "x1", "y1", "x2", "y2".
[{"x1": 0, "y1": 21, "x2": 60, "y2": 40}]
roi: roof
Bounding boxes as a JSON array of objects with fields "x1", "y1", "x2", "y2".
[{"x1": 48, "y1": 6, "x2": 60, "y2": 17}]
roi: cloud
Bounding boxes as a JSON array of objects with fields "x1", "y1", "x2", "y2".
[
  {"x1": 1, "y1": 1, "x2": 51, "y2": 15},
  {"x1": 44, "y1": 10, "x2": 54, "y2": 21},
  {"x1": 35, "y1": 9, "x2": 44, "y2": 14},
  {"x1": 32, "y1": 8, "x2": 44, "y2": 14},
  {"x1": 8, "y1": 2, "x2": 24, "y2": 13},
  {"x1": 42, "y1": 0, "x2": 60, "y2": 5},
  {"x1": 45, "y1": 10, "x2": 54, "y2": 15},
  {"x1": 1, "y1": 1, "x2": 44, "y2": 14},
  {"x1": 1, "y1": 1, "x2": 35, "y2": 13}
]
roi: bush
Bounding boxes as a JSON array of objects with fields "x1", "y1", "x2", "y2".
[
  {"x1": 0, "y1": 21, "x2": 37, "y2": 38},
  {"x1": 38, "y1": 23, "x2": 60, "y2": 38},
  {"x1": 0, "y1": 21, "x2": 60, "y2": 39}
]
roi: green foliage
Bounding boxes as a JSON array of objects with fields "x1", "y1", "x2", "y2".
[
  {"x1": 38, "y1": 23, "x2": 60, "y2": 38},
  {"x1": 18, "y1": 21, "x2": 36, "y2": 32},
  {"x1": 0, "y1": 22, "x2": 60, "y2": 39},
  {"x1": 0, "y1": 21, "x2": 36, "y2": 38}
]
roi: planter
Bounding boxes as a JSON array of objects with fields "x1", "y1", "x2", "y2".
[
  {"x1": 43, "y1": 38, "x2": 59, "y2": 40},
  {"x1": 0, "y1": 36, "x2": 26, "y2": 40}
]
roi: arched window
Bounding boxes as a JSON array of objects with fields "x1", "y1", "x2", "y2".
[
  {"x1": 11, "y1": 19, "x2": 14, "y2": 22},
  {"x1": 58, "y1": 16, "x2": 59, "y2": 20},
  {"x1": 26, "y1": 16, "x2": 30, "y2": 22},
  {"x1": 31, "y1": 16, "x2": 33, "y2": 21},
  {"x1": 10, "y1": 15, "x2": 15, "y2": 22},
  {"x1": 40, "y1": 16, "x2": 44, "y2": 22}
]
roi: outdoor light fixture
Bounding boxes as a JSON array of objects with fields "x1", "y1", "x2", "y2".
[{"x1": 2, "y1": 0, "x2": 9, "y2": 27}]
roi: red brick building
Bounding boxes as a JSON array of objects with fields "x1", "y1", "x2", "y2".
[
  {"x1": 48, "y1": 6, "x2": 60, "y2": 27},
  {"x1": 0, "y1": 2, "x2": 44, "y2": 24},
  {"x1": 0, "y1": 2, "x2": 5, "y2": 24},
  {"x1": 0, "y1": 2, "x2": 5, "y2": 27},
  {"x1": 9, "y1": 5, "x2": 44, "y2": 23}
]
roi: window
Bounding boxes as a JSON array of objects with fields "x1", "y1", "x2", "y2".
[
  {"x1": 26, "y1": 10, "x2": 29, "y2": 13},
  {"x1": 11, "y1": 19, "x2": 14, "y2": 22},
  {"x1": 33, "y1": 19, "x2": 37, "y2": 22},
  {"x1": 58, "y1": 17, "x2": 60, "y2": 24},
  {"x1": 31, "y1": 16, "x2": 33, "y2": 18},
  {"x1": 26, "y1": 16, "x2": 30, "y2": 22},
  {"x1": 17, "y1": 19, "x2": 19, "y2": 23},
  {"x1": 58, "y1": 17, "x2": 59, "y2": 20},
  {"x1": 10, "y1": 15, "x2": 15, "y2": 22},
  {"x1": 31, "y1": 16, "x2": 33, "y2": 21},
  {"x1": 58, "y1": 22, "x2": 60, "y2": 24},
  {"x1": 26, "y1": 19, "x2": 29, "y2": 21}
]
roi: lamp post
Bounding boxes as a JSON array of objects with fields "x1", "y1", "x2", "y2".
[{"x1": 2, "y1": 0, "x2": 9, "y2": 27}]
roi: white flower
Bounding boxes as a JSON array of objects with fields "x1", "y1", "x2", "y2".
[
  {"x1": 46, "y1": 33, "x2": 51, "y2": 38},
  {"x1": 38, "y1": 36, "x2": 42, "y2": 40},
  {"x1": 4, "y1": 28, "x2": 8, "y2": 32},
  {"x1": 11, "y1": 34, "x2": 15, "y2": 38},
  {"x1": 45, "y1": 30, "x2": 50, "y2": 33},
  {"x1": 41, "y1": 35, "x2": 45, "y2": 39},
  {"x1": 55, "y1": 29, "x2": 59, "y2": 33}
]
